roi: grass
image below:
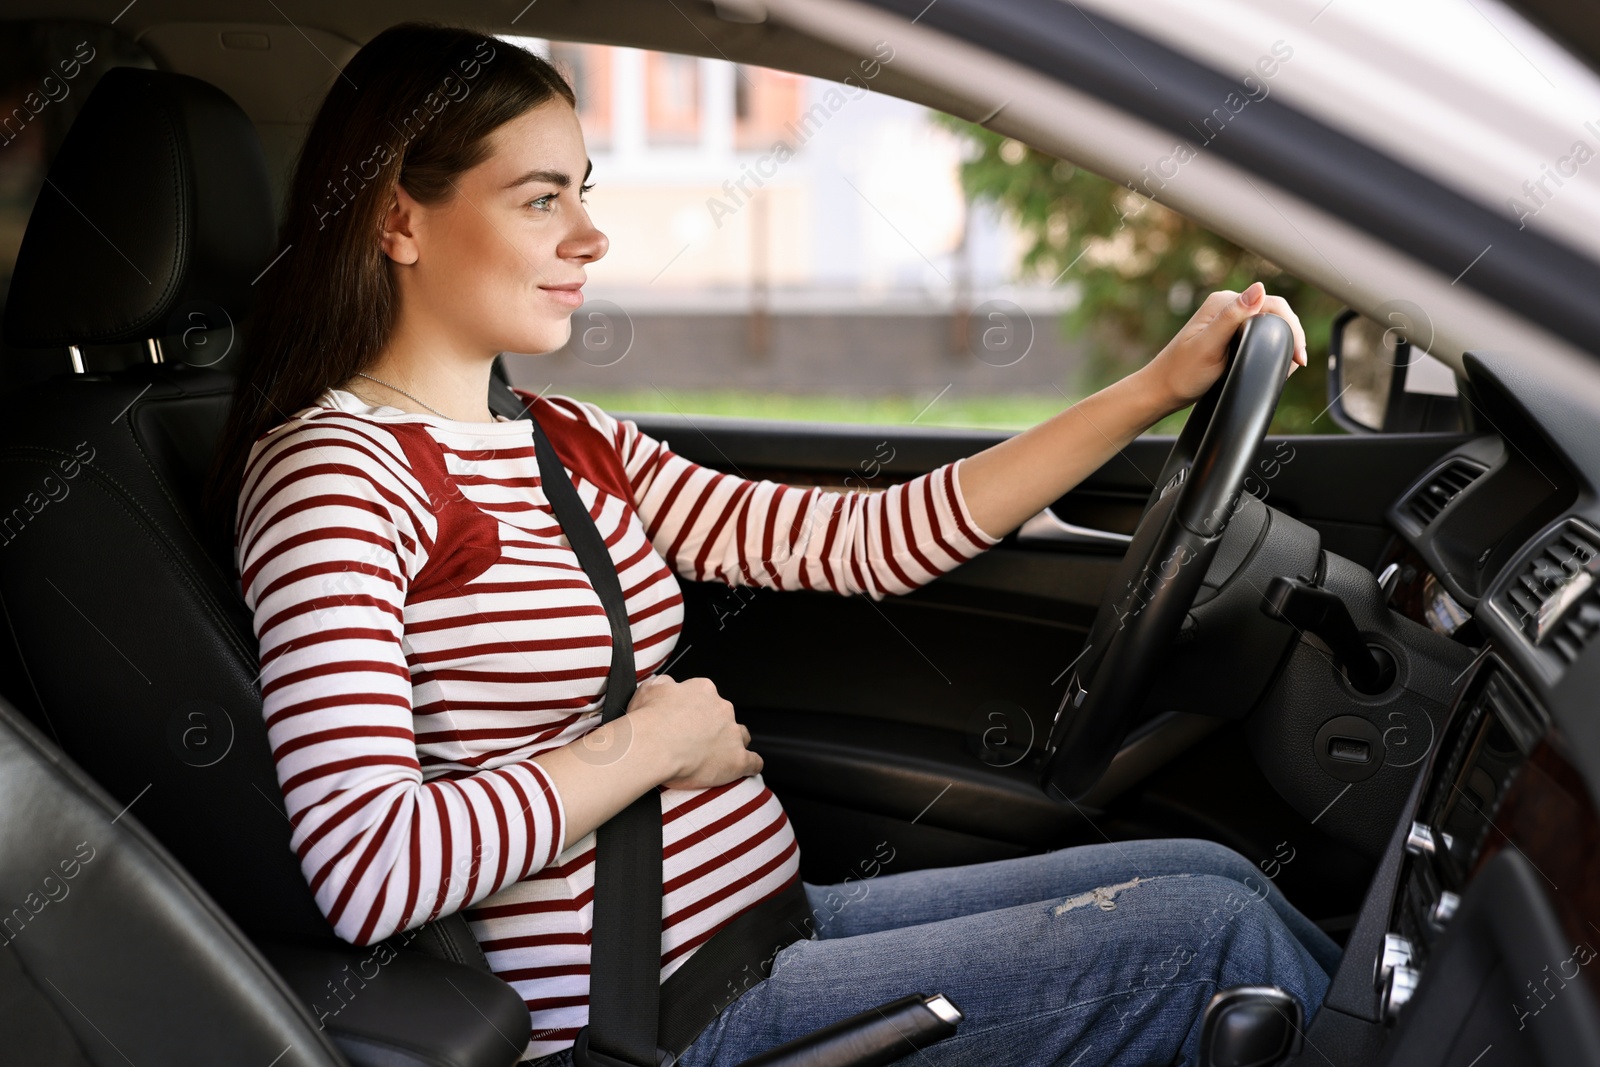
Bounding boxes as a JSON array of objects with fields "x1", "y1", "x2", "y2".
[{"x1": 552, "y1": 388, "x2": 1199, "y2": 435}]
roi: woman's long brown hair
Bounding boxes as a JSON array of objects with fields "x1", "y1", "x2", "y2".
[{"x1": 203, "y1": 21, "x2": 574, "y2": 550}]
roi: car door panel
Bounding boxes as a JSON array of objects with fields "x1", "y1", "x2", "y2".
[{"x1": 632, "y1": 413, "x2": 1467, "y2": 881}]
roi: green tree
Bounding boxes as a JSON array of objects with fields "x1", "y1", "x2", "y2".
[{"x1": 935, "y1": 115, "x2": 1344, "y2": 433}]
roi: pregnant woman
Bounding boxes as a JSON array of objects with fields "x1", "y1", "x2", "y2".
[{"x1": 210, "y1": 21, "x2": 1334, "y2": 1067}]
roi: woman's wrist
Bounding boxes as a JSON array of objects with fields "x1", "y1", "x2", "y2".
[
  {"x1": 527, "y1": 708, "x2": 683, "y2": 847},
  {"x1": 620, "y1": 702, "x2": 684, "y2": 786},
  {"x1": 1124, "y1": 363, "x2": 1185, "y2": 427}
]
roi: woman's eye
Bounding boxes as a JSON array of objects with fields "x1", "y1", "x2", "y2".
[
  {"x1": 580, "y1": 182, "x2": 595, "y2": 203},
  {"x1": 527, "y1": 194, "x2": 555, "y2": 211}
]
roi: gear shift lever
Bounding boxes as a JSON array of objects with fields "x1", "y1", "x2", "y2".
[{"x1": 1197, "y1": 986, "x2": 1302, "y2": 1067}]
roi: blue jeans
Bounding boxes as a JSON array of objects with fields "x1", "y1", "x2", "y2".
[{"x1": 531, "y1": 839, "x2": 1341, "y2": 1067}]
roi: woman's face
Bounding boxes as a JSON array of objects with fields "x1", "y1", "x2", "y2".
[{"x1": 383, "y1": 97, "x2": 607, "y2": 358}]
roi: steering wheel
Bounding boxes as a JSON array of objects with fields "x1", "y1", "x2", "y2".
[{"x1": 1038, "y1": 313, "x2": 1296, "y2": 800}]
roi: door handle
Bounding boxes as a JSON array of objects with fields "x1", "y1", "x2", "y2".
[{"x1": 1015, "y1": 507, "x2": 1133, "y2": 549}]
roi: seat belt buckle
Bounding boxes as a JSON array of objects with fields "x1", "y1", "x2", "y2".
[{"x1": 569, "y1": 1026, "x2": 675, "y2": 1067}]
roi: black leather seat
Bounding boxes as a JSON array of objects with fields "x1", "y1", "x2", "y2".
[
  {"x1": 0, "y1": 65, "x2": 527, "y2": 1067},
  {"x1": 0, "y1": 694, "x2": 351, "y2": 1066}
]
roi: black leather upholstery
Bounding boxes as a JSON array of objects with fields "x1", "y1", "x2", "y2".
[
  {"x1": 3, "y1": 66, "x2": 276, "y2": 349},
  {"x1": 0, "y1": 63, "x2": 526, "y2": 1067},
  {"x1": 0, "y1": 696, "x2": 349, "y2": 1066},
  {"x1": 0, "y1": 365, "x2": 328, "y2": 936},
  {"x1": 263, "y1": 942, "x2": 531, "y2": 1067}
]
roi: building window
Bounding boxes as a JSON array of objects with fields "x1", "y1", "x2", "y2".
[
  {"x1": 646, "y1": 52, "x2": 700, "y2": 145},
  {"x1": 549, "y1": 42, "x2": 612, "y2": 151},
  {"x1": 733, "y1": 64, "x2": 805, "y2": 151}
]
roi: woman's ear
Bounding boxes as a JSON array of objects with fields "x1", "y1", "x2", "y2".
[{"x1": 378, "y1": 185, "x2": 422, "y2": 266}]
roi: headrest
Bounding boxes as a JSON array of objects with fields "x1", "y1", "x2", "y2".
[{"x1": 3, "y1": 66, "x2": 276, "y2": 349}]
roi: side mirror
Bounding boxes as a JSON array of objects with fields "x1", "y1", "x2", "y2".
[{"x1": 1327, "y1": 307, "x2": 1464, "y2": 433}]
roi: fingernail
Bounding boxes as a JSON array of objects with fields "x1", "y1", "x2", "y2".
[{"x1": 1240, "y1": 282, "x2": 1263, "y2": 307}]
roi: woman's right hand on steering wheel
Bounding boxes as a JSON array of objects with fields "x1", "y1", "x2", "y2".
[
  {"x1": 1141, "y1": 282, "x2": 1308, "y2": 410},
  {"x1": 630, "y1": 675, "x2": 764, "y2": 790}
]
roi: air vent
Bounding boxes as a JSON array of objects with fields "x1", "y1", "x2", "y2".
[
  {"x1": 1406, "y1": 459, "x2": 1486, "y2": 526},
  {"x1": 1502, "y1": 522, "x2": 1600, "y2": 665}
]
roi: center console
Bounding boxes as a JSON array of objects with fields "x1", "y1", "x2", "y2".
[
  {"x1": 1375, "y1": 661, "x2": 1544, "y2": 1021},
  {"x1": 1330, "y1": 655, "x2": 1600, "y2": 1066}
]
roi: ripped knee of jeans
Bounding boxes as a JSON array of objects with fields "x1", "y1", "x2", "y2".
[{"x1": 1052, "y1": 875, "x2": 1150, "y2": 915}]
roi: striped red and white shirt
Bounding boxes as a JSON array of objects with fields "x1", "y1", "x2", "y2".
[{"x1": 235, "y1": 386, "x2": 1000, "y2": 1059}]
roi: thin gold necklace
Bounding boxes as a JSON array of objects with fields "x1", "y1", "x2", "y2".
[{"x1": 353, "y1": 371, "x2": 451, "y2": 419}]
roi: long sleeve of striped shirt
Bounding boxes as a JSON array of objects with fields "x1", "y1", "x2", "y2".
[
  {"x1": 539, "y1": 394, "x2": 1002, "y2": 599},
  {"x1": 236, "y1": 387, "x2": 1002, "y2": 1054}
]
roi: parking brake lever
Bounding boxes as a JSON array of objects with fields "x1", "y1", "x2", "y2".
[
  {"x1": 734, "y1": 992, "x2": 962, "y2": 1066},
  {"x1": 1260, "y1": 576, "x2": 1395, "y2": 694}
]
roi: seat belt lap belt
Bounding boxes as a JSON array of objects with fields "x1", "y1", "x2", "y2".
[{"x1": 489, "y1": 382, "x2": 813, "y2": 1067}]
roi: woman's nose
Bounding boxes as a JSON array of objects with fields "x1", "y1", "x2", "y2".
[{"x1": 562, "y1": 211, "x2": 608, "y2": 264}]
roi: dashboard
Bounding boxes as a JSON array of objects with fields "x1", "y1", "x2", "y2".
[{"x1": 1334, "y1": 349, "x2": 1600, "y2": 1064}]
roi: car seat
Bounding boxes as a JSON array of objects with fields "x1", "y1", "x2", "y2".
[{"x1": 0, "y1": 63, "x2": 528, "y2": 1067}]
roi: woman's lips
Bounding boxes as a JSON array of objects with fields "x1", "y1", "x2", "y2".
[{"x1": 540, "y1": 285, "x2": 584, "y2": 308}]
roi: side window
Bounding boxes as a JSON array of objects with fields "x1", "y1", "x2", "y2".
[{"x1": 501, "y1": 37, "x2": 1343, "y2": 435}]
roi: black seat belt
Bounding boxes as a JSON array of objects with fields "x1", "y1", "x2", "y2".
[{"x1": 490, "y1": 382, "x2": 815, "y2": 1067}]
